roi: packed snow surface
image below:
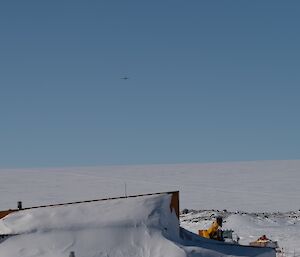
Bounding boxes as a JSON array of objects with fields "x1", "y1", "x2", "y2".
[{"x1": 0, "y1": 194, "x2": 274, "y2": 257}]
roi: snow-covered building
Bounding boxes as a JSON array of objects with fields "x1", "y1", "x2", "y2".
[{"x1": 0, "y1": 191, "x2": 275, "y2": 257}]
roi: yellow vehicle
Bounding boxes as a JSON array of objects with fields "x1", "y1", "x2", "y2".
[{"x1": 198, "y1": 216, "x2": 223, "y2": 241}]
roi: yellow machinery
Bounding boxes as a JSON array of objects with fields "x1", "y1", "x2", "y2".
[{"x1": 198, "y1": 216, "x2": 223, "y2": 241}]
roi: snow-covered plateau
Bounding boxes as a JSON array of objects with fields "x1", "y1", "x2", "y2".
[{"x1": 0, "y1": 160, "x2": 299, "y2": 256}]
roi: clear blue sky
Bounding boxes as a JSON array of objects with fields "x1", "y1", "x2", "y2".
[{"x1": 0, "y1": 1, "x2": 299, "y2": 168}]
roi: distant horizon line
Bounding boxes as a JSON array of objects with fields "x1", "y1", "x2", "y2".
[{"x1": 1, "y1": 158, "x2": 300, "y2": 170}]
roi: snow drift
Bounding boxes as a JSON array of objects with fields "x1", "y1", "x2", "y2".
[{"x1": 0, "y1": 193, "x2": 275, "y2": 257}]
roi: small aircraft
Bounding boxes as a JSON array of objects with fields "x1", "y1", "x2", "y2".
[{"x1": 120, "y1": 76, "x2": 129, "y2": 80}]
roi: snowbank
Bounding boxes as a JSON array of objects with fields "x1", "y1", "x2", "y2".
[{"x1": 0, "y1": 194, "x2": 275, "y2": 257}]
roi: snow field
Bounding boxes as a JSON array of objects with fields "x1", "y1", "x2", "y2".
[{"x1": 1, "y1": 160, "x2": 300, "y2": 212}]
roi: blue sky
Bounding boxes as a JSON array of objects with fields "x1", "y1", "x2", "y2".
[{"x1": 0, "y1": 1, "x2": 299, "y2": 168}]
